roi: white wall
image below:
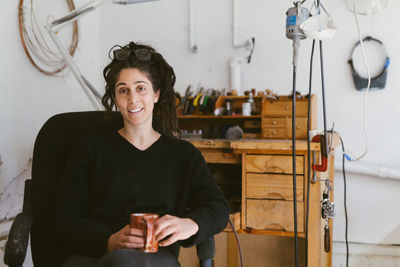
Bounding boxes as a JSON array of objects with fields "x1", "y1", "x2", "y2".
[
  {"x1": 100, "y1": 0, "x2": 400, "y2": 170},
  {"x1": 98, "y1": 0, "x2": 400, "y2": 247},
  {"x1": 1, "y1": 0, "x2": 399, "y2": 265},
  {"x1": 0, "y1": 0, "x2": 102, "y2": 190}
]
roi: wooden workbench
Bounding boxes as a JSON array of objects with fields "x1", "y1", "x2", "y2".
[{"x1": 180, "y1": 138, "x2": 333, "y2": 267}]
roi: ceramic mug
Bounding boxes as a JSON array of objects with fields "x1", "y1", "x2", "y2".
[{"x1": 130, "y1": 213, "x2": 159, "y2": 253}]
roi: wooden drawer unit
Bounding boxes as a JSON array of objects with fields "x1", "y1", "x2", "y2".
[
  {"x1": 244, "y1": 154, "x2": 305, "y2": 234},
  {"x1": 263, "y1": 100, "x2": 308, "y2": 117},
  {"x1": 287, "y1": 117, "x2": 308, "y2": 139},
  {"x1": 263, "y1": 100, "x2": 309, "y2": 116},
  {"x1": 262, "y1": 118, "x2": 285, "y2": 127},
  {"x1": 245, "y1": 155, "x2": 304, "y2": 174},
  {"x1": 246, "y1": 173, "x2": 303, "y2": 201},
  {"x1": 246, "y1": 199, "x2": 304, "y2": 232},
  {"x1": 262, "y1": 128, "x2": 286, "y2": 139},
  {"x1": 261, "y1": 96, "x2": 314, "y2": 140},
  {"x1": 262, "y1": 117, "x2": 309, "y2": 139},
  {"x1": 185, "y1": 134, "x2": 333, "y2": 265}
]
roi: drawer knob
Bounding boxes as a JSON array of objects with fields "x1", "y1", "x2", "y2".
[
  {"x1": 285, "y1": 106, "x2": 290, "y2": 110},
  {"x1": 272, "y1": 131, "x2": 277, "y2": 135},
  {"x1": 296, "y1": 125, "x2": 300, "y2": 129},
  {"x1": 272, "y1": 120, "x2": 277, "y2": 125}
]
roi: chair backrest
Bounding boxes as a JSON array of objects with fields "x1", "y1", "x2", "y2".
[{"x1": 30, "y1": 111, "x2": 122, "y2": 267}]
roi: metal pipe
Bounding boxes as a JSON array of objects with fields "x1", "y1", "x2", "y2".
[
  {"x1": 232, "y1": 0, "x2": 249, "y2": 48},
  {"x1": 229, "y1": 57, "x2": 242, "y2": 92},
  {"x1": 233, "y1": 0, "x2": 239, "y2": 47},
  {"x1": 189, "y1": 0, "x2": 197, "y2": 53},
  {"x1": 334, "y1": 161, "x2": 400, "y2": 181},
  {"x1": 46, "y1": 22, "x2": 102, "y2": 110}
]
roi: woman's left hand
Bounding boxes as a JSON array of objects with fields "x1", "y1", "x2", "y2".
[{"x1": 155, "y1": 214, "x2": 199, "y2": 247}]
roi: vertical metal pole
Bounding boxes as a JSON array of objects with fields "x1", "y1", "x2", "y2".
[{"x1": 292, "y1": 64, "x2": 299, "y2": 267}]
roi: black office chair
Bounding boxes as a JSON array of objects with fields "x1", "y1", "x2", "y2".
[{"x1": 4, "y1": 111, "x2": 215, "y2": 267}]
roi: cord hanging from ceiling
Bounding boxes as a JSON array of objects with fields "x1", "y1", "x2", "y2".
[{"x1": 18, "y1": 0, "x2": 79, "y2": 76}]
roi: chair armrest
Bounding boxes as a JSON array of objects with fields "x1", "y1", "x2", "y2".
[
  {"x1": 196, "y1": 236, "x2": 215, "y2": 261},
  {"x1": 4, "y1": 213, "x2": 32, "y2": 267}
]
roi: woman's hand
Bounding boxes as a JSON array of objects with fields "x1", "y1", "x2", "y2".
[
  {"x1": 155, "y1": 214, "x2": 199, "y2": 247},
  {"x1": 107, "y1": 225, "x2": 145, "y2": 251}
]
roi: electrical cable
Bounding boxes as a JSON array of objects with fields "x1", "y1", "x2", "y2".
[
  {"x1": 339, "y1": 135, "x2": 350, "y2": 267},
  {"x1": 286, "y1": 2, "x2": 310, "y2": 266},
  {"x1": 18, "y1": 0, "x2": 79, "y2": 75},
  {"x1": 305, "y1": 38, "x2": 316, "y2": 267},
  {"x1": 228, "y1": 219, "x2": 244, "y2": 267},
  {"x1": 305, "y1": 4, "x2": 330, "y2": 266},
  {"x1": 304, "y1": 2, "x2": 319, "y2": 266},
  {"x1": 319, "y1": 40, "x2": 329, "y2": 153},
  {"x1": 315, "y1": 0, "x2": 329, "y2": 157},
  {"x1": 291, "y1": 64, "x2": 299, "y2": 267},
  {"x1": 349, "y1": 0, "x2": 371, "y2": 162},
  {"x1": 19, "y1": 0, "x2": 74, "y2": 74},
  {"x1": 317, "y1": 2, "x2": 334, "y2": 260}
]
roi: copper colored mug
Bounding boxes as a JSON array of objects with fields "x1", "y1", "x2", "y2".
[{"x1": 130, "y1": 213, "x2": 159, "y2": 253}]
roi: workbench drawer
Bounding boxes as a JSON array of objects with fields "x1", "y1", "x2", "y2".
[
  {"x1": 246, "y1": 199, "x2": 304, "y2": 232},
  {"x1": 262, "y1": 117, "x2": 308, "y2": 139},
  {"x1": 245, "y1": 155, "x2": 304, "y2": 174},
  {"x1": 286, "y1": 118, "x2": 308, "y2": 139},
  {"x1": 262, "y1": 128, "x2": 286, "y2": 138},
  {"x1": 262, "y1": 118, "x2": 285, "y2": 127},
  {"x1": 246, "y1": 173, "x2": 303, "y2": 201},
  {"x1": 263, "y1": 100, "x2": 308, "y2": 116}
]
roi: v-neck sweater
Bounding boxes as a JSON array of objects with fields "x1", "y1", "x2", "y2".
[{"x1": 54, "y1": 131, "x2": 229, "y2": 258}]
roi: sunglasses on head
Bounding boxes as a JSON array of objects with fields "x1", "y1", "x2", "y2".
[{"x1": 112, "y1": 45, "x2": 152, "y2": 62}]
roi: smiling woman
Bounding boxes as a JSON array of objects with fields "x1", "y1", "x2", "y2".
[
  {"x1": 114, "y1": 68, "x2": 160, "y2": 148},
  {"x1": 54, "y1": 41, "x2": 229, "y2": 267},
  {"x1": 102, "y1": 42, "x2": 180, "y2": 138}
]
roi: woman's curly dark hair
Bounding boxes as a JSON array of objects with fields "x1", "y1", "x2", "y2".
[{"x1": 102, "y1": 41, "x2": 179, "y2": 138}]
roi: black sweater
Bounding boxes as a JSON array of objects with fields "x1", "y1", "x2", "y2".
[{"x1": 54, "y1": 131, "x2": 229, "y2": 258}]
